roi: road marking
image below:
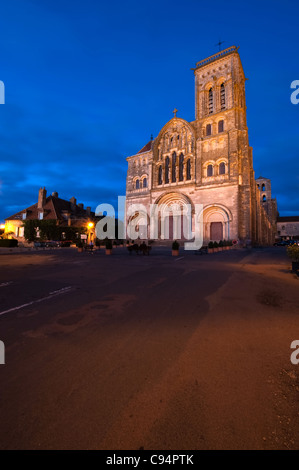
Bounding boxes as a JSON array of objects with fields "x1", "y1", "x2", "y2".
[
  {"x1": 0, "y1": 282, "x2": 12, "y2": 288},
  {"x1": 175, "y1": 257, "x2": 185, "y2": 262},
  {"x1": 0, "y1": 286, "x2": 73, "y2": 317}
]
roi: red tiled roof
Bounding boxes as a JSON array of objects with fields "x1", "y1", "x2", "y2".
[{"x1": 137, "y1": 141, "x2": 152, "y2": 154}]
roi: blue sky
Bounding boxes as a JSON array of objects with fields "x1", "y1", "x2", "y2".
[{"x1": 0, "y1": 0, "x2": 298, "y2": 221}]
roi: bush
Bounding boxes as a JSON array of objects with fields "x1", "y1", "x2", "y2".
[
  {"x1": 287, "y1": 245, "x2": 299, "y2": 262},
  {"x1": 219, "y1": 240, "x2": 224, "y2": 247},
  {"x1": 172, "y1": 240, "x2": 179, "y2": 250},
  {"x1": 208, "y1": 241, "x2": 214, "y2": 249},
  {"x1": 0, "y1": 238, "x2": 18, "y2": 247},
  {"x1": 213, "y1": 241, "x2": 219, "y2": 248}
]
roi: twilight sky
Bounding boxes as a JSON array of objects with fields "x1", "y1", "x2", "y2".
[{"x1": 0, "y1": 0, "x2": 298, "y2": 222}]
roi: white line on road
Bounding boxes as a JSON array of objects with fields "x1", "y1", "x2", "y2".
[
  {"x1": 0, "y1": 281, "x2": 12, "y2": 288},
  {"x1": 0, "y1": 286, "x2": 73, "y2": 317}
]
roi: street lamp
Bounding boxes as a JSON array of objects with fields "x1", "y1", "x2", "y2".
[{"x1": 87, "y1": 222, "x2": 94, "y2": 244}]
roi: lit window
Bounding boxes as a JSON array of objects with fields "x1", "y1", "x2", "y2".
[{"x1": 39, "y1": 212, "x2": 43, "y2": 220}]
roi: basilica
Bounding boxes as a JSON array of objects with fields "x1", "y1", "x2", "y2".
[{"x1": 125, "y1": 46, "x2": 277, "y2": 246}]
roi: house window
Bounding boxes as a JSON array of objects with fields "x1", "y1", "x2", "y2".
[
  {"x1": 158, "y1": 166, "x2": 162, "y2": 185},
  {"x1": 186, "y1": 159, "x2": 191, "y2": 180},
  {"x1": 220, "y1": 83, "x2": 225, "y2": 109},
  {"x1": 218, "y1": 120, "x2": 224, "y2": 133},
  {"x1": 208, "y1": 88, "x2": 213, "y2": 114},
  {"x1": 165, "y1": 156, "x2": 170, "y2": 184},
  {"x1": 172, "y1": 152, "x2": 176, "y2": 183},
  {"x1": 22, "y1": 212, "x2": 26, "y2": 220},
  {"x1": 179, "y1": 154, "x2": 184, "y2": 181},
  {"x1": 207, "y1": 164, "x2": 213, "y2": 177},
  {"x1": 39, "y1": 212, "x2": 43, "y2": 220},
  {"x1": 219, "y1": 162, "x2": 226, "y2": 175},
  {"x1": 206, "y1": 124, "x2": 212, "y2": 136},
  {"x1": 143, "y1": 177, "x2": 147, "y2": 188},
  {"x1": 136, "y1": 179, "x2": 140, "y2": 190}
]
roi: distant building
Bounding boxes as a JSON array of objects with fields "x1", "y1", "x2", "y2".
[
  {"x1": 125, "y1": 46, "x2": 277, "y2": 245},
  {"x1": 5, "y1": 187, "x2": 95, "y2": 241},
  {"x1": 277, "y1": 216, "x2": 299, "y2": 240}
]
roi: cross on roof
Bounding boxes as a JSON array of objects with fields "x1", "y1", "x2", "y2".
[
  {"x1": 173, "y1": 108, "x2": 178, "y2": 117},
  {"x1": 215, "y1": 39, "x2": 225, "y2": 51}
]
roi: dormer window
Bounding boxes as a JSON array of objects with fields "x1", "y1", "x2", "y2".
[
  {"x1": 22, "y1": 212, "x2": 26, "y2": 220},
  {"x1": 39, "y1": 212, "x2": 43, "y2": 220}
]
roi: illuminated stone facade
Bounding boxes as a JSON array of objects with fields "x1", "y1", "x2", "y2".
[{"x1": 126, "y1": 46, "x2": 277, "y2": 245}]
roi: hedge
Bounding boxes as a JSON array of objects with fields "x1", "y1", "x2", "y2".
[{"x1": 0, "y1": 239, "x2": 18, "y2": 247}]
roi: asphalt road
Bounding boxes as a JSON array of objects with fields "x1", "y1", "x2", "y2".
[{"x1": 0, "y1": 246, "x2": 298, "y2": 450}]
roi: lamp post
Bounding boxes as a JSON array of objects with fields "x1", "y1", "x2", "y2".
[{"x1": 87, "y1": 222, "x2": 94, "y2": 244}]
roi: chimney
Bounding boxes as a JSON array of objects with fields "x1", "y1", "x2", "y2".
[
  {"x1": 38, "y1": 187, "x2": 47, "y2": 209},
  {"x1": 70, "y1": 197, "x2": 77, "y2": 213},
  {"x1": 78, "y1": 203, "x2": 84, "y2": 210},
  {"x1": 86, "y1": 206, "x2": 91, "y2": 216},
  {"x1": 52, "y1": 191, "x2": 58, "y2": 198}
]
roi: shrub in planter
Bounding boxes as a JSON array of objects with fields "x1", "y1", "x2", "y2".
[
  {"x1": 105, "y1": 239, "x2": 113, "y2": 254},
  {"x1": 213, "y1": 241, "x2": 219, "y2": 252},
  {"x1": 76, "y1": 241, "x2": 83, "y2": 252},
  {"x1": 0, "y1": 238, "x2": 18, "y2": 247},
  {"x1": 208, "y1": 241, "x2": 214, "y2": 253},
  {"x1": 172, "y1": 240, "x2": 179, "y2": 256},
  {"x1": 287, "y1": 245, "x2": 299, "y2": 272},
  {"x1": 219, "y1": 240, "x2": 224, "y2": 251}
]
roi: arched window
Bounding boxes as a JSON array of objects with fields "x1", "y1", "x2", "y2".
[
  {"x1": 206, "y1": 124, "x2": 212, "y2": 136},
  {"x1": 219, "y1": 162, "x2": 225, "y2": 175},
  {"x1": 172, "y1": 152, "x2": 176, "y2": 183},
  {"x1": 143, "y1": 177, "x2": 147, "y2": 188},
  {"x1": 179, "y1": 153, "x2": 184, "y2": 181},
  {"x1": 207, "y1": 164, "x2": 213, "y2": 177},
  {"x1": 262, "y1": 183, "x2": 265, "y2": 191},
  {"x1": 165, "y1": 156, "x2": 170, "y2": 184},
  {"x1": 218, "y1": 120, "x2": 224, "y2": 133},
  {"x1": 262, "y1": 195, "x2": 266, "y2": 202},
  {"x1": 158, "y1": 166, "x2": 162, "y2": 185},
  {"x1": 220, "y1": 83, "x2": 225, "y2": 110},
  {"x1": 208, "y1": 88, "x2": 213, "y2": 114},
  {"x1": 136, "y1": 179, "x2": 140, "y2": 190},
  {"x1": 186, "y1": 159, "x2": 191, "y2": 180}
]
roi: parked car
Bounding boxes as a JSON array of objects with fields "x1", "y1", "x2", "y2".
[{"x1": 273, "y1": 240, "x2": 289, "y2": 246}]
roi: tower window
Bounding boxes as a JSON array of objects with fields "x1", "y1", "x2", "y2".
[
  {"x1": 262, "y1": 195, "x2": 266, "y2": 202},
  {"x1": 206, "y1": 124, "x2": 212, "y2": 136},
  {"x1": 172, "y1": 152, "x2": 176, "y2": 183},
  {"x1": 220, "y1": 83, "x2": 225, "y2": 110},
  {"x1": 165, "y1": 156, "x2": 170, "y2": 184},
  {"x1": 208, "y1": 88, "x2": 213, "y2": 114},
  {"x1": 262, "y1": 183, "x2": 265, "y2": 191},
  {"x1": 186, "y1": 159, "x2": 191, "y2": 180},
  {"x1": 158, "y1": 166, "x2": 162, "y2": 185},
  {"x1": 207, "y1": 164, "x2": 213, "y2": 177},
  {"x1": 135, "y1": 179, "x2": 140, "y2": 190},
  {"x1": 179, "y1": 153, "x2": 184, "y2": 181},
  {"x1": 219, "y1": 162, "x2": 226, "y2": 175},
  {"x1": 143, "y1": 177, "x2": 147, "y2": 188},
  {"x1": 218, "y1": 120, "x2": 224, "y2": 133}
]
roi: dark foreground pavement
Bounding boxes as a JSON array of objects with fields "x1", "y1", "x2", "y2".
[{"x1": 0, "y1": 246, "x2": 298, "y2": 449}]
